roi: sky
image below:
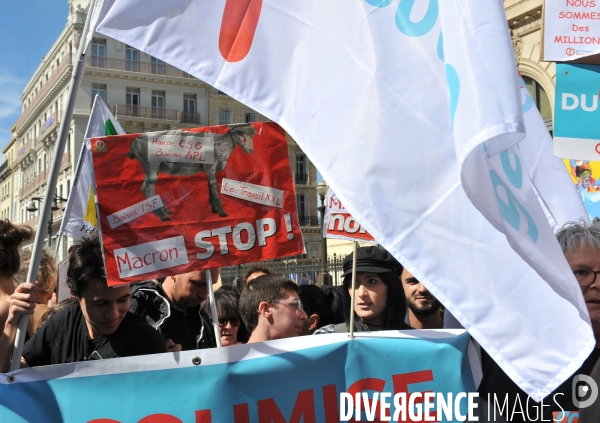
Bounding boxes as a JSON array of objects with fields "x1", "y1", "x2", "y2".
[
  {"x1": 0, "y1": 1, "x2": 326, "y2": 184},
  {"x1": 0, "y1": 1, "x2": 69, "y2": 155}
]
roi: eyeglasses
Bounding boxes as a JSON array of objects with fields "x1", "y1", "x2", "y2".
[
  {"x1": 218, "y1": 317, "x2": 240, "y2": 328},
  {"x1": 269, "y1": 299, "x2": 304, "y2": 312},
  {"x1": 573, "y1": 268, "x2": 600, "y2": 289}
]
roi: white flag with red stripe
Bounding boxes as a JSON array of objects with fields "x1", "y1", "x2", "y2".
[{"x1": 88, "y1": 0, "x2": 593, "y2": 397}]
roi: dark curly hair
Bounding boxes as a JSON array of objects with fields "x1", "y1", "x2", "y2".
[
  {"x1": 0, "y1": 220, "x2": 33, "y2": 279},
  {"x1": 67, "y1": 233, "x2": 106, "y2": 297}
]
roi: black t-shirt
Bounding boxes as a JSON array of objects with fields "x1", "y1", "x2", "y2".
[{"x1": 22, "y1": 304, "x2": 166, "y2": 367}]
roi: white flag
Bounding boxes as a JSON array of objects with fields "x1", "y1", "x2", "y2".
[
  {"x1": 90, "y1": 0, "x2": 595, "y2": 397},
  {"x1": 59, "y1": 95, "x2": 124, "y2": 240},
  {"x1": 515, "y1": 74, "x2": 590, "y2": 230}
]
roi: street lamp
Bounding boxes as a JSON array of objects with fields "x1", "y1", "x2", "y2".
[
  {"x1": 26, "y1": 194, "x2": 67, "y2": 248},
  {"x1": 316, "y1": 180, "x2": 331, "y2": 286}
]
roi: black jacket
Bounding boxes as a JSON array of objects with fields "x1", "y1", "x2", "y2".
[{"x1": 129, "y1": 280, "x2": 216, "y2": 351}]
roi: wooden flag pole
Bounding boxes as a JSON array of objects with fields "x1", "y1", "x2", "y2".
[
  {"x1": 9, "y1": 0, "x2": 97, "y2": 373},
  {"x1": 205, "y1": 270, "x2": 223, "y2": 348},
  {"x1": 348, "y1": 241, "x2": 358, "y2": 339}
]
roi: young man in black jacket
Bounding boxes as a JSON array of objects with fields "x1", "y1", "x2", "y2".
[
  {"x1": 129, "y1": 269, "x2": 219, "y2": 351},
  {"x1": 0, "y1": 234, "x2": 166, "y2": 371}
]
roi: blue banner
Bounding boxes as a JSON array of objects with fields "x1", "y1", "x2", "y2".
[
  {"x1": 0, "y1": 331, "x2": 476, "y2": 423},
  {"x1": 555, "y1": 63, "x2": 600, "y2": 161}
]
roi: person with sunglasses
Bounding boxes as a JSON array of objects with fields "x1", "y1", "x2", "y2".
[
  {"x1": 201, "y1": 289, "x2": 249, "y2": 345},
  {"x1": 239, "y1": 275, "x2": 307, "y2": 343}
]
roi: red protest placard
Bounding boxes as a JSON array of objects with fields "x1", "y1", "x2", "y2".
[
  {"x1": 324, "y1": 188, "x2": 375, "y2": 242},
  {"x1": 90, "y1": 122, "x2": 304, "y2": 286}
]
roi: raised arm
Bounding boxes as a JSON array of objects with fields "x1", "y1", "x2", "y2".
[{"x1": 0, "y1": 283, "x2": 36, "y2": 373}]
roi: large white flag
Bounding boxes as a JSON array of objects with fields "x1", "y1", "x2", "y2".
[
  {"x1": 89, "y1": 0, "x2": 594, "y2": 397},
  {"x1": 59, "y1": 95, "x2": 124, "y2": 239}
]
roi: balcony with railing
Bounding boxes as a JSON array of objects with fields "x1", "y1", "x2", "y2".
[
  {"x1": 18, "y1": 152, "x2": 70, "y2": 198},
  {"x1": 114, "y1": 105, "x2": 200, "y2": 124},
  {"x1": 18, "y1": 111, "x2": 60, "y2": 158},
  {"x1": 87, "y1": 56, "x2": 195, "y2": 79},
  {"x1": 15, "y1": 57, "x2": 71, "y2": 131},
  {"x1": 19, "y1": 169, "x2": 48, "y2": 198},
  {"x1": 295, "y1": 173, "x2": 309, "y2": 184},
  {"x1": 181, "y1": 111, "x2": 201, "y2": 124},
  {"x1": 298, "y1": 215, "x2": 320, "y2": 227}
]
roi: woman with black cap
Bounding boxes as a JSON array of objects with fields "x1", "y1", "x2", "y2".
[{"x1": 314, "y1": 246, "x2": 411, "y2": 334}]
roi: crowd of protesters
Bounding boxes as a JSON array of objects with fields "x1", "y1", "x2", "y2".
[{"x1": 0, "y1": 218, "x2": 599, "y2": 421}]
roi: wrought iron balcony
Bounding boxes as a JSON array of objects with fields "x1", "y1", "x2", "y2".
[
  {"x1": 295, "y1": 173, "x2": 308, "y2": 184},
  {"x1": 88, "y1": 56, "x2": 195, "y2": 79},
  {"x1": 298, "y1": 215, "x2": 319, "y2": 227},
  {"x1": 181, "y1": 111, "x2": 201, "y2": 124},
  {"x1": 114, "y1": 105, "x2": 200, "y2": 124}
]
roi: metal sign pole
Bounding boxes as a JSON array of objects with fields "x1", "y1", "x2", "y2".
[
  {"x1": 10, "y1": 0, "x2": 96, "y2": 372},
  {"x1": 348, "y1": 241, "x2": 358, "y2": 339},
  {"x1": 205, "y1": 270, "x2": 223, "y2": 348},
  {"x1": 54, "y1": 233, "x2": 63, "y2": 259}
]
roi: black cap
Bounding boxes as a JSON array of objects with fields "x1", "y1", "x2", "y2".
[{"x1": 342, "y1": 246, "x2": 402, "y2": 277}]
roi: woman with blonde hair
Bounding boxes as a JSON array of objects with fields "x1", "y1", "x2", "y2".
[{"x1": 17, "y1": 249, "x2": 59, "y2": 336}]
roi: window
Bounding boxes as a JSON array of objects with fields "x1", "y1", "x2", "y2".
[
  {"x1": 152, "y1": 91, "x2": 166, "y2": 119},
  {"x1": 92, "y1": 84, "x2": 107, "y2": 104},
  {"x1": 43, "y1": 153, "x2": 47, "y2": 170},
  {"x1": 66, "y1": 179, "x2": 71, "y2": 198},
  {"x1": 296, "y1": 194, "x2": 308, "y2": 225},
  {"x1": 151, "y1": 90, "x2": 165, "y2": 109},
  {"x1": 126, "y1": 88, "x2": 140, "y2": 116},
  {"x1": 183, "y1": 94, "x2": 198, "y2": 124},
  {"x1": 91, "y1": 39, "x2": 106, "y2": 67},
  {"x1": 523, "y1": 76, "x2": 553, "y2": 134},
  {"x1": 245, "y1": 112, "x2": 257, "y2": 123},
  {"x1": 38, "y1": 158, "x2": 41, "y2": 175},
  {"x1": 219, "y1": 110, "x2": 232, "y2": 125},
  {"x1": 295, "y1": 155, "x2": 307, "y2": 184},
  {"x1": 151, "y1": 56, "x2": 165, "y2": 74},
  {"x1": 126, "y1": 46, "x2": 140, "y2": 72}
]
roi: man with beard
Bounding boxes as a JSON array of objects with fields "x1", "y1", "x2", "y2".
[{"x1": 400, "y1": 268, "x2": 443, "y2": 329}]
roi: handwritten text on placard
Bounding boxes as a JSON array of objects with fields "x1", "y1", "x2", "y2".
[
  {"x1": 114, "y1": 236, "x2": 189, "y2": 278},
  {"x1": 148, "y1": 135, "x2": 214, "y2": 164},
  {"x1": 221, "y1": 178, "x2": 283, "y2": 208}
]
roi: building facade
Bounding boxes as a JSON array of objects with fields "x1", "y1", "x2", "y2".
[
  {"x1": 2, "y1": 0, "x2": 320, "y2": 261},
  {"x1": 506, "y1": 0, "x2": 554, "y2": 132}
]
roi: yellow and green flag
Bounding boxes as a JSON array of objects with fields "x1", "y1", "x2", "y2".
[{"x1": 59, "y1": 95, "x2": 124, "y2": 239}]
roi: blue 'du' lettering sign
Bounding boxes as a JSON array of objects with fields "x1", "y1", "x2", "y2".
[{"x1": 555, "y1": 63, "x2": 600, "y2": 160}]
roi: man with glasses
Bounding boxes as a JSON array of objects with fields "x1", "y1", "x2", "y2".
[
  {"x1": 239, "y1": 275, "x2": 307, "y2": 343},
  {"x1": 129, "y1": 269, "x2": 219, "y2": 351}
]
